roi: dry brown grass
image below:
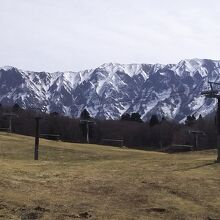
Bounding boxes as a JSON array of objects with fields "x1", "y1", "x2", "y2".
[{"x1": 0, "y1": 132, "x2": 220, "y2": 219}]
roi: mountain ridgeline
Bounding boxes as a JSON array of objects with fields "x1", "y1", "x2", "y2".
[{"x1": 0, "y1": 59, "x2": 220, "y2": 121}]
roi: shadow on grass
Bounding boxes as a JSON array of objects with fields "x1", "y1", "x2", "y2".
[{"x1": 175, "y1": 161, "x2": 217, "y2": 172}]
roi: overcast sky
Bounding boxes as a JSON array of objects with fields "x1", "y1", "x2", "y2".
[{"x1": 0, "y1": 0, "x2": 220, "y2": 72}]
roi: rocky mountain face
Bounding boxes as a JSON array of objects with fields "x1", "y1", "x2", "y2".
[{"x1": 0, "y1": 59, "x2": 220, "y2": 122}]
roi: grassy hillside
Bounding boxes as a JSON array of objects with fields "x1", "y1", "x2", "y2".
[{"x1": 0, "y1": 132, "x2": 220, "y2": 220}]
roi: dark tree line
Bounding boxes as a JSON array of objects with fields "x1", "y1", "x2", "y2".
[{"x1": 0, "y1": 104, "x2": 218, "y2": 150}]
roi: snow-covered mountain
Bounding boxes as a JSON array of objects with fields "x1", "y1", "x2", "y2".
[{"x1": 0, "y1": 59, "x2": 220, "y2": 121}]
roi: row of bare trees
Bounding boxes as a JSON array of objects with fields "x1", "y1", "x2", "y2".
[{"x1": 0, "y1": 104, "x2": 217, "y2": 150}]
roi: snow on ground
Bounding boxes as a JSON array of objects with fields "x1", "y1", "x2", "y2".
[
  {"x1": 62, "y1": 106, "x2": 72, "y2": 117},
  {"x1": 188, "y1": 96, "x2": 205, "y2": 111}
]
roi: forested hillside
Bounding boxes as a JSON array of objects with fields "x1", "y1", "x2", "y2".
[{"x1": 0, "y1": 104, "x2": 216, "y2": 150}]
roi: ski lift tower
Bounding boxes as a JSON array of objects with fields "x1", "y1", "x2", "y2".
[
  {"x1": 3, "y1": 113, "x2": 17, "y2": 133},
  {"x1": 80, "y1": 119, "x2": 95, "y2": 144},
  {"x1": 201, "y1": 81, "x2": 220, "y2": 162},
  {"x1": 30, "y1": 107, "x2": 45, "y2": 160}
]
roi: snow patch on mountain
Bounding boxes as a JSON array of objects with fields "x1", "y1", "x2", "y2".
[{"x1": 0, "y1": 59, "x2": 220, "y2": 122}]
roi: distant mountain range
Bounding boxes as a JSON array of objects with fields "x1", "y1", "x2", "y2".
[{"x1": 0, "y1": 58, "x2": 220, "y2": 122}]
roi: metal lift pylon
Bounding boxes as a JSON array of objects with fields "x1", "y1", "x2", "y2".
[{"x1": 201, "y1": 81, "x2": 220, "y2": 162}]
